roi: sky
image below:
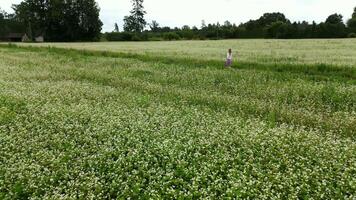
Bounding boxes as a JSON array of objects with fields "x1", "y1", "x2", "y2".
[{"x1": 1, "y1": 0, "x2": 355, "y2": 32}]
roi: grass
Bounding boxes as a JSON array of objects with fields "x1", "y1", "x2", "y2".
[
  {"x1": 0, "y1": 39, "x2": 355, "y2": 199},
  {"x1": 14, "y1": 39, "x2": 356, "y2": 66}
]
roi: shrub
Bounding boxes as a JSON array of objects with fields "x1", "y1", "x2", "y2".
[
  {"x1": 105, "y1": 32, "x2": 134, "y2": 41},
  {"x1": 163, "y1": 32, "x2": 180, "y2": 41},
  {"x1": 131, "y1": 34, "x2": 142, "y2": 41},
  {"x1": 148, "y1": 37, "x2": 163, "y2": 41}
]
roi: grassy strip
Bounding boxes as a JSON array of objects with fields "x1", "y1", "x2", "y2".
[{"x1": 1, "y1": 43, "x2": 355, "y2": 82}]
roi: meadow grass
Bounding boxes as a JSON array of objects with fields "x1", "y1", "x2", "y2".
[
  {"x1": 15, "y1": 39, "x2": 356, "y2": 67},
  {"x1": 0, "y1": 40, "x2": 355, "y2": 199}
]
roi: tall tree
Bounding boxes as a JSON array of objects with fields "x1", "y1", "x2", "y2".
[
  {"x1": 201, "y1": 20, "x2": 206, "y2": 29},
  {"x1": 0, "y1": 8, "x2": 6, "y2": 37},
  {"x1": 149, "y1": 20, "x2": 159, "y2": 32},
  {"x1": 123, "y1": 0, "x2": 146, "y2": 32},
  {"x1": 76, "y1": 0, "x2": 103, "y2": 41},
  {"x1": 347, "y1": 7, "x2": 356, "y2": 33},
  {"x1": 114, "y1": 23, "x2": 119, "y2": 32}
]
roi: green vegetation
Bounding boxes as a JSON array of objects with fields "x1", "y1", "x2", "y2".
[
  {"x1": 106, "y1": 8, "x2": 356, "y2": 41},
  {"x1": 16, "y1": 39, "x2": 356, "y2": 67},
  {"x1": 1, "y1": 0, "x2": 102, "y2": 42},
  {"x1": 2, "y1": 2, "x2": 356, "y2": 42},
  {"x1": 0, "y1": 39, "x2": 355, "y2": 199},
  {"x1": 123, "y1": 0, "x2": 147, "y2": 33}
]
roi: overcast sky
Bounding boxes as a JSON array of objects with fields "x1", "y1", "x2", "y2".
[{"x1": 1, "y1": 0, "x2": 355, "y2": 32}]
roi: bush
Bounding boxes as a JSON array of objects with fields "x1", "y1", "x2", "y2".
[
  {"x1": 163, "y1": 32, "x2": 180, "y2": 41},
  {"x1": 131, "y1": 34, "x2": 142, "y2": 41},
  {"x1": 105, "y1": 32, "x2": 134, "y2": 41},
  {"x1": 347, "y1": 32, "x2": 356, "y2": 38},
  {"x1": 148, "y1": 37, "x2": 163, "y2": 41}
]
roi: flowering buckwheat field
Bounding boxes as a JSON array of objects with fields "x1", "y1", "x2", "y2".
[{"x1": 0, "y1": 39, "x2": 355, "y2": 199}]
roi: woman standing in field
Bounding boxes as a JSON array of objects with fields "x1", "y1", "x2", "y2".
[{"x1": 225, "y1": 49, "x2": 233, "y2": 67}]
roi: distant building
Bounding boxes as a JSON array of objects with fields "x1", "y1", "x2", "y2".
[
  {"x1": 0, "y1": 33, "x2": 45, "y2": 42},
  {"x1": 35, "y1": 36, "x2": 44, "y2": 42}
]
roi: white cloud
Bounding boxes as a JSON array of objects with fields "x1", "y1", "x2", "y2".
[
  {"x1": 0, "y1": 0, "x2": 22, "y2": 12},
  {"x1": 1, "y1": 0, "x2": 355, "y2": 32}
]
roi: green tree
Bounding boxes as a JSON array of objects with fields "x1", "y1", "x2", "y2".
[
  {"x1": 149, "y1": 20, "x2": 159, "y2": 32},
  {"x1": 114, "y1": 23, "x2": 119, "y2": 32},
  {"x1": 123, "y1": 16, "x2": 134, "y2": 32},
  {"x1": 179, "y1": 25, "x2": 195, "y2": 39},
  {"x1": 224, "y1": 20, "x2": 232, "y2": 27},
  {"x1": 78, "y1": 0, "x2": 103, "y2": 40},
  {"x1": 347, "y1": 7, "x2": 356, "y2": 33},
  {"x1": 266, "y1": 21, "x2": 290, "y2": 38},
  {"x1": 258, "y1": 13, "x2": 289, "y2": 26},
  {"x1": 347, "y1": 18, "x2": 356, "y2": 32},
  {"x1": 0, "y1": 8, "x2": 6, "y2": 38},
  {"x1": 123, "y1": 0, "x2": 146, "y2": 32},
  {"x1": 326, "y1": 13, "x2": 343, "y2": 24},
  {"x1": 324, "y1": 14, "x2": 346, "y2": 38},
  {"x1": 13, "y1": 0, "x2": 40, "y2": 40},
  {"x1": 0, "y1": 7, "x2": 26, "y2": 40},
  {"x1": 13, "y1": 0, "x2": 102, "y2": 41}
]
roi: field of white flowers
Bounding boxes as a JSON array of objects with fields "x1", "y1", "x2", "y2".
[
  {"x1": 17, "y1": 39, "x2": 356, "y2": 66},
  {"x1": 0, "y1": 40, "x2": 355, "y2": 199}
]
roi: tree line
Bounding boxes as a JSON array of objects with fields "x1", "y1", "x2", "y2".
[
  {"x1": 1, "y1": 0, "x2": 356, "y2": 42},
  {"x1": 106, "y1": 4, "x2": 356, "y2": 41}
]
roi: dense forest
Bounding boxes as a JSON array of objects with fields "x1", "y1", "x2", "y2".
[{"x1": 1, "y1": 0, "x2": 356, "y2": 42}]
